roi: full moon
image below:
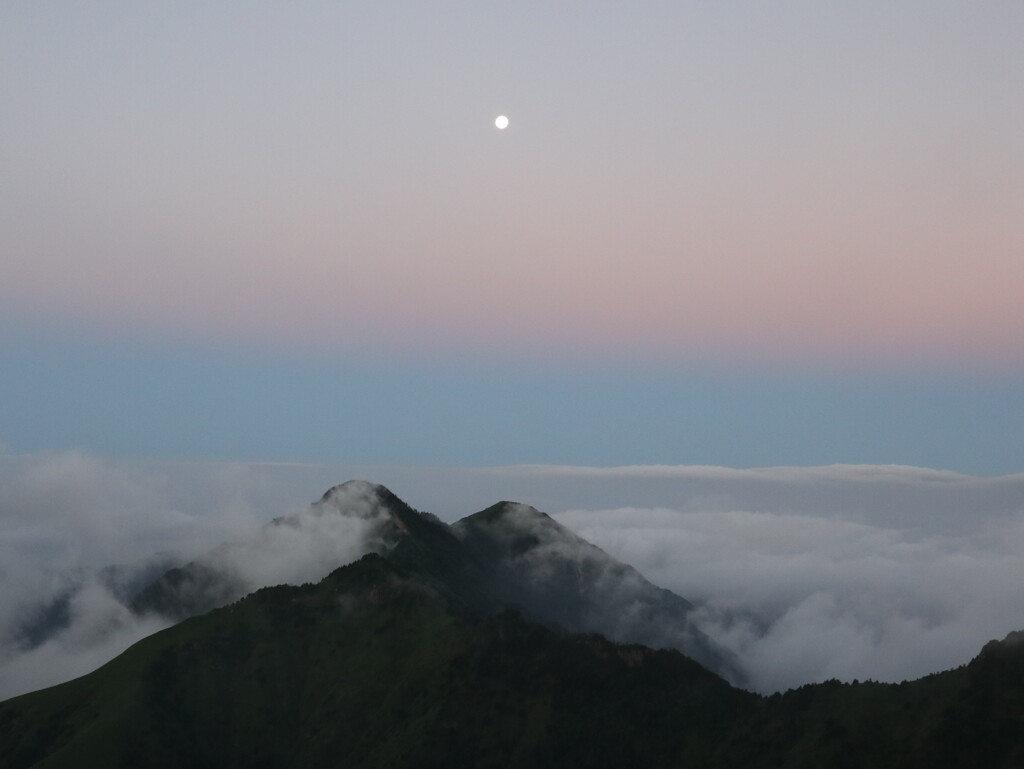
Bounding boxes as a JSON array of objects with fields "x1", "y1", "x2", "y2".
[{"x1": 495, "y1": 115, "x2": 509, "y2": 130}]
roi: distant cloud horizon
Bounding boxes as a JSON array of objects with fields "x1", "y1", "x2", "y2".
[{"x1": 3, "y1": 333, "x2": 1022, "y2": 476}]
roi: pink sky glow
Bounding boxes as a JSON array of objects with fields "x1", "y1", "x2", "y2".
[{"x1": 2, "y1": 2, "x2": 1022, "y2": 371}]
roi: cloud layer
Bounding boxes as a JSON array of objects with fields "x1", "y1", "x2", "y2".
[
  {"x1": 2, "y1": 451, "x2": 1023, "y2": 698},
  {"x1": 555, "y1": 504, "x2": 1024, "y2": 692}
]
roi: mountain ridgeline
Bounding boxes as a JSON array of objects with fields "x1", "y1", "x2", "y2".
[
  {"x1": 3, "y1": 481, "x2": 1024, "y2": 767},
  {"x1": 129, "y1": 481, "x2": 740, "y2": 681}
]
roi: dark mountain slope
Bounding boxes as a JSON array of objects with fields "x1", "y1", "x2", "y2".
[
  {"x1": 4, "y1": 552, "x2": 1024, "y2": 767},
  {"x1": 718, "y1": 630, "x2": 1024, "y2": 768},
  {"x1": 454, "y1": 501, "x2": 741, "y2": 681},
  {"x1": 0, "y1": 554, "x2": 752, "y2": 769}
]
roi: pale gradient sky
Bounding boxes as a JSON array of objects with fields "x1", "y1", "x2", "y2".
[{"x1": 2, "y1": 2, "x2": 1023, "y2": 471}]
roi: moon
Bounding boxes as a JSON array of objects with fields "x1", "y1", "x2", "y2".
[{"x1": 494, "y1": 115, "x2": 509, "y2": 130}]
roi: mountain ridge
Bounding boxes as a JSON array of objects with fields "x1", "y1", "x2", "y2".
[
  {"x1": 3, "y1": 550, "x2": 1024, "y2": 767},
  {"x1": 129, "y1": 481, "x2": 739, "y2": 681},
  {"x1": 0, "y1": 553, "x2": 752, "y2": 768}
]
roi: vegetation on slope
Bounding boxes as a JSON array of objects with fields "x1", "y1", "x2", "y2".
[
  {"x1": 0, "y1": 554, "x2": 753, "y2": 769},
  {"x1": 4, "y1": 506, "x2": 1024, "y2": 767}
]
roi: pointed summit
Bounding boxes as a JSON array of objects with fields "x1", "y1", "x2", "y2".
[
  {"x1": 132, "y1": 481, "x2": 430, "y2": 621},
  {"x1": 316, "y1": 480, "x2": 404, "y2": 513},
  {"x1": 453, "y1": 499, "x2": 743, "y2": 683},
  {"x1": 312, "y1": 480, "x2": 442, "y2": 539},
  {"x1": 312, "y1": 480, "x2": 417, "y2": 528},
  {"x1": 454, "y1": 501, "x2": 564, "y2": 558}
]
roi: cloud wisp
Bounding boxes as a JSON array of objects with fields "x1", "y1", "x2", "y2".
[{"x1": 0, "y1": 453, "x2": 381, "y2": 699}]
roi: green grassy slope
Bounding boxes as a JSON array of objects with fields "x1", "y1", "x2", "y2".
[
  {"x1": 0, "y1": 554, "x2": 752, "y2": 769},
  {"x1": 4, "y1": 551, "x2": 1024, "y2": 768}
]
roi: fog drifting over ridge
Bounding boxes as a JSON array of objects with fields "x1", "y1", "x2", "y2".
[{"x1": 1, "y1": 449, "x2": 1023, "y2": 699}]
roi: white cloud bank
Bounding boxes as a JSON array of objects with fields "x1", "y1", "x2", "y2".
[
  {"x1": 555, "y1": 503, "x2": 1024, "y2": 692},
  {"x1": 1, "y1": 450, "x2": 1023, "y2": 698},
  {"x1": 0, "y1": 453, "x2": 388, "y2": 699}
]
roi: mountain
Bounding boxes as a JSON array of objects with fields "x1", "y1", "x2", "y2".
[
  {"x1": 128, "y1": 481, "x2": 407, "y2": 621},
  {"x1": 718, "y1": 629, "x2": 1024, "y2": 768},
  {"x1": 0, "y1": 554, "x2": 753, "y2": 768},
  {"x1": 129, "y1": 481, "x2": 740, "y2": 681},
  {"x1": 452, "y1": 500, "x2": 737, "y2": 678},
  {"x1": 3, "y1": 552, "x2": 1024, "y2": 767}
]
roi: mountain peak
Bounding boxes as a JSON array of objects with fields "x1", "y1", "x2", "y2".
[
  {"x1": 313, "y1": 481, "x2": 430, "y2": 533},
  {"x1": 132, "y1": 481, "x2": 425, "y2": 621},
  {"x1": 454, "y1": 501, "x2": 568, "y2": 557},
  {"x1": 316, "y1": 480, "x2": 400, "y2": 513},
  {"x1": 318, "y1": 479, "x2": 390, "y2": 498},
  {"x1": 470, "y1": 501, "x2": 548, "y2": 522}
]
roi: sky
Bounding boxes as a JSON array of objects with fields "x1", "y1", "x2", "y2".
[{"x1": 2, "y1": 2, "x2": 1023, "y2": 472}]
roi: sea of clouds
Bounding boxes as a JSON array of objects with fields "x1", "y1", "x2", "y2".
[{"x1": 2, "y1": 449, "x2": 1023, "y2": 699}]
